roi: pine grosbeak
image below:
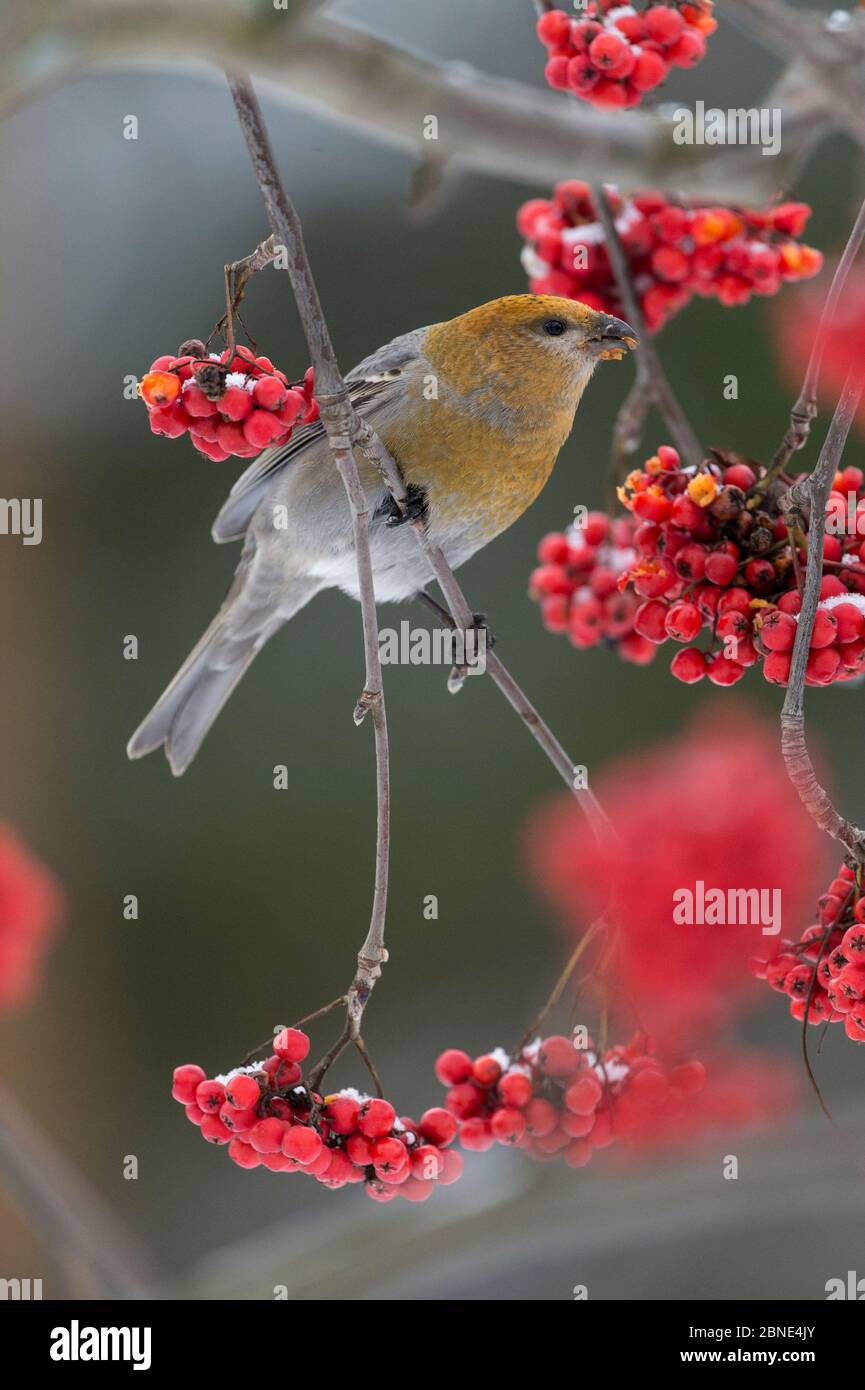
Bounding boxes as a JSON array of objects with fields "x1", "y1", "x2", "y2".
[{"x1": 129, "y1": 293, "x2": 636, "y2": 773}]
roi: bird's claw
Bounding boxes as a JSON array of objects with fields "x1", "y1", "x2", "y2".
[
  {"x1": 383, "y1": 483, "x2": 429, "y2": 528},
  {"x1": 448, "y1": 613, "x2": 495, "y2": 694}
]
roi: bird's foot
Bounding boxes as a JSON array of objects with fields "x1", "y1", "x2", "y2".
[
  {"x1": 448, "y1": 613, "x2": 495, "y2": 694},
  {"x1": 383, "y1": 483, "x2": 429, "y2": 528}
]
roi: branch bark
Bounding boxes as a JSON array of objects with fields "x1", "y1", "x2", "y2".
[
  {"x1": 780, "y1": 364, "x2": 865, "y2": 859},
  {"x1": 593, "y1": 186, "x2": 704, "y2": 474}
]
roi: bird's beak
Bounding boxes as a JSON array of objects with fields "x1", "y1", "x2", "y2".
[{"x1": 588, "y1": 314, "x2": 639, "y2": 360}]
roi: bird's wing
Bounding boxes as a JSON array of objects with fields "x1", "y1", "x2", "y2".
[{"x1": 211, "y1": 327, "x2": 428, "y2": 544}]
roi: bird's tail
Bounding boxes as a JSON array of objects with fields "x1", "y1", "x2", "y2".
[{"x1": 126, "y1": 575, "x2": 321, "y2": 776}]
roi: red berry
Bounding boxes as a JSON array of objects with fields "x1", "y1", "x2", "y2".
[
  {"x1": 460, "y1": 1117, "x2": 495, "y2": 1151},
  {"x1": 172, "y1": 1063, "x2": 206, "y2": 1104},
  {"x1": 253, "y1": 376, "x2": 287, "y2": 411},
  {"x1": 358, "y1": 1098, "x2": 397, "y2": 1139},
  {"x1": 419, "y1": 1107, "x2": 458, "y2": 1146},
  {"x1": 225, "y1": 1073, "x2": 261, "y2": 1109},
  {"x1": 472, "y1": 1054, "x2": 502, "y2": 1086},
  {"x1": 273, "y1": 1027, "x2": 310, "y2": 1063},
  {"x1": 243, "y1": 409, "x2": 284, "y2": 449},
  {"x1": 665, "y1": 601, "x2": 702, "y2": 642},
  {"x1": 670, "y1": 647, "x2": 706, "y2": 683},
  {"x1": 490, "y1": 1106, "x2": 527, "y2": 1145},
  {"x1": 564, "y1": 1074, "x2": 603, "y2": 1115},
  {"x1": 538, "y1": 1035, "x2": 579, "y2": 1078}
]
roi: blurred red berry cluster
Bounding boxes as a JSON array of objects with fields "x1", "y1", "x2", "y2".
[
  {"x1": 537, "y1": 2, "x2": 716, "y2": 110},
  {"x1": 435, "y1": 1035, "x2": 706, "y2": 1168},
  {"x1": 139, "y1": 346, "x2": 318, "y2": 462},
  {"x1": 172, "y1": 1027, "x2": 462, "y2": 1203},
  {"x1": 0, "y1": 824, "x2": 63, "y2": 1009},
  {"x1": 526, "y1": 703, "x2": 827, "y2": 1051},
  {"x1": 616, "y1": 447, "x2": 865, "y2": 688},
  {"x1": 752, "y1": 862, "x2": 865, "y2": 1042},
  {"x1": 518, "y1": 184, "x2": 822, "y2": 331},
  {"x1": 530, "y1": 512, "x2": 656, "y2": 666}
]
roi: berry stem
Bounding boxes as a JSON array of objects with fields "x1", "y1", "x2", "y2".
[
  {"x1": 593, "y1": 185, "x2": 704, "y2": 473},
  {"x1": 512, "y1": 915, "x2": 607, "y2": 1057}
]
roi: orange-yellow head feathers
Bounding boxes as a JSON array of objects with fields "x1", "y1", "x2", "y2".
[{"x1": 423, "y1": 294, "x2": 637, "y2": 411}]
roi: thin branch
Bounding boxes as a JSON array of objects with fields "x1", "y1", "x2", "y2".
[
  {"x1": 593, "y1": 186, "x2": 704, "y2": 474},
  {"x1": 0, "y1": 1, "x2": 821, "y2": 201},
  {"x1": 353, "y1": 420, "x2": 615, "y2": 847},
  {"x1": 770, "y1": 194, "x2": 865, "y2": 475},
  {"x1": 780, "y1": 363, "x2": 865, "y2": 859},
  {"x1": 227, "y1": 73, "x2": 389, "y2": 1086},
  {"x1": 0, "y1": 1081, "x2": 156, "y2": 1299}
]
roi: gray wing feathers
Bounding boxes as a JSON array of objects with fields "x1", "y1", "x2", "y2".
[
  {"x1": 127, "y1": 540, "x2": 321, "y2": 775},
  {"x1": 210, "y1": 327, "x2": 429, "y2": 544}
]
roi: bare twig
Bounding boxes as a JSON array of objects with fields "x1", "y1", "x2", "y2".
[
  {"x1": 769, "y1": 195, "x2": 865, "y2": 476},
  {"x1": 227, "y1": 73, "x2": 389, "y2": 1087},
  {"x1": 780, "y1": 363, "x2": 865, "y2": 859},
  {"x1": 353, "y1": 420, "x2": 615, "y2": 847},
  {"x1": 593, "y1": 186, "x2": 703, "y2": 474}
]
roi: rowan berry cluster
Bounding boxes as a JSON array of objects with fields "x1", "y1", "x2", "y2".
[
  {"x1": 518, "y1": 184, "x2": 822, "y2": 331},
  {"x1": 139, "y1": 344, "x2": 317, "y2": 462},
  {"x1": 751, "y1": 863, "x2": 865, "y2": 1043},
  {"x1": 537, "y1": 2, "x2": 716, "y2": 110},
  {"x1": 172, "y1": 1027, "x2": 462, "y2": 1202},
  {"x1": 434, "y1": 1034, "x2": 705, "y2": 1167},
  {"x1": 529, "y1": 513, "x2": 656, "y2": 666},
  {"x1": 614, "y1": 448, "x2": 865, "y2": 689}
]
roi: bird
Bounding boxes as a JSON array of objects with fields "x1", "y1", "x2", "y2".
[{"x1": 127, "y1": 293, "x2": 636, "y2": 775}]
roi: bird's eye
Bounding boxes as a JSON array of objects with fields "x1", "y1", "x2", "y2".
[{"x1": 543, "y1": 318, "x2": 567, "y2": 337}]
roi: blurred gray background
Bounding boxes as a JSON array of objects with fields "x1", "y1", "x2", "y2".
[{"x1": 1, "y1": 0, "x2": 864, "y2": 1300}]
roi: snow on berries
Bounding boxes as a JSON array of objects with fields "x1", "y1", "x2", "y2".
[
  {"x1": 537, "y1": 2, "x2": 716, "y2": 110},
  {"x1": 518, "y1": 183, "x2": 823, "y2": 332},
  {"x1": 534, "y1": 447, "x2": 865, "y2": 690},
  {"x1": 138, "y1": 342, "x2": 318, "y2": 463},
  {"x1": 752, "y1": 863, "x2": 865, "y2": 1043},
  {"x1": 530, "y1": 512, "x2": 657, "y2": 666},
  {"x1": 434, "y1": 1034, "x2": 706, "y2": 1166},
  {"x1": 171, "y1": 1029, "x2": 462, "y2": 1202}
]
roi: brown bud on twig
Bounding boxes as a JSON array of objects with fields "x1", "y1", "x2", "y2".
[
  {"x1": 708, "y1": 485, "x2": 746, "y2": 522},
  {"x1": 194, "y1": 361, "x2": 228, "y2": 400},
  {"x1": 177, "y1": 338, "x2": 207, "y2": 360}
]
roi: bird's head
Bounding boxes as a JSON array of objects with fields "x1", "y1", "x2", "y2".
[{"x1": 424, "y1": 294, "x2": 637, "y2": 415}]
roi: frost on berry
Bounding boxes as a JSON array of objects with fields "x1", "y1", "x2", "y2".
[
  {"x1": 531, "y1": 446, "x2": 865, "y2": 693},
  {"x1": 171, "y1": 1031, "x2": 460, "y2": 1202},
  {"x1": 536, "y1": 3, "x2": 716, "y2": 111},
  {"x1": 138, "y1": 347, "x2": 317, "y2": 464},
  {"x1": 518, "y1": 183, "x2": 822, "y2": 334}
]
